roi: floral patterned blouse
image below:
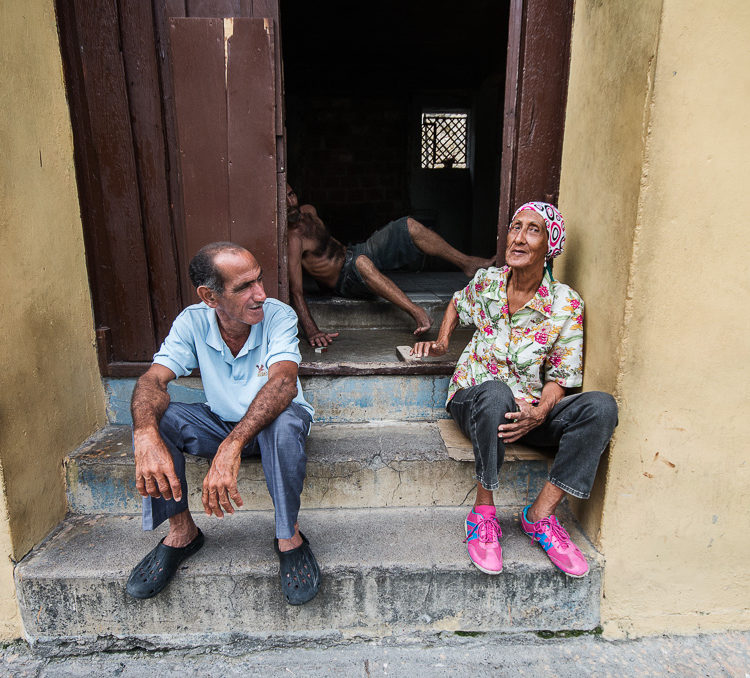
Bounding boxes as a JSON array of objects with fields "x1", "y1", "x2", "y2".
[{"x1": 447, "y1": 265, "x2": 584, "y2": 405}]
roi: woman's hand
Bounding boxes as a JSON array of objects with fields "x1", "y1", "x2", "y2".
[
  {"x1": 411, "y1": 340, "x2": 448, "y2": 358},
  {"x1": 498, "y1": 398, "x2": 545, "y2": 443}
]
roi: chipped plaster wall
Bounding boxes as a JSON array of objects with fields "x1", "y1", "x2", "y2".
[
  {"x1": 0, "y1": 466, "x2": 19, "y2": 639},
  {"x1": 556, "y1": 0, "x2": 664, "y2": 543},
  {"x1": 558, "y1": 0, "x2": 750, "y2": 637},
  {"x1": 0, "y1": 0, "x2": 107, "y2": 639}
]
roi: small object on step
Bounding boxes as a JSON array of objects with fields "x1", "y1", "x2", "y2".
[
  {"x1": 314, "y1": 346, "x2": 327, "y2": 354},
  {"x1": 396, "y1": 345, "x2": 420, "y2": 362}
]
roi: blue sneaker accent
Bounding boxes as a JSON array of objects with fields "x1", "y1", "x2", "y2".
[{"x1": 465, "y1": 520, "x2": 479, "y2": 541}]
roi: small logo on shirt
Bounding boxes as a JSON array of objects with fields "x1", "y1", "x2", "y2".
[{"x1": 256, "y1": 363, "x2": 267, "y2": 377}]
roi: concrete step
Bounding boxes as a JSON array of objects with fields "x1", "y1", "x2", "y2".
[
  {"x1": 305, "y1": 295, "x2": 448, "y2": 332},
  {"x1": 105, "y1": 371, "x2": 455, "y2": 425},
  {"x1": 303, "y1": 270, "x2": 468, "y2": 331},
  {"x1": 65, "y1": 424, "x2": 550, "y2": 515},
  {"x1": 15, "y1": 506, "x2": 602, "y2": 653},
  {"x1": 297, "y1": 327, "x2": 474, "y2": 375}
]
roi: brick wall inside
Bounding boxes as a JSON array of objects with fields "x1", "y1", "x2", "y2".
[{"x1": 287, "y1": 94, "x2": 411, "y2": 246}]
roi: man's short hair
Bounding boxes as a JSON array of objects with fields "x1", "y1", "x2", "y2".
[{"x1": 188, "y1": 242, "x2": 246, "y2": 293}]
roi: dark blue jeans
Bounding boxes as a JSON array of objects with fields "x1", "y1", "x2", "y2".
[
  {"x1": 140, "y1": 401, "x2": 312, "y2": 539},
  {"x1": 447, "y1": 381, "x2": 618, "y2": 499}
]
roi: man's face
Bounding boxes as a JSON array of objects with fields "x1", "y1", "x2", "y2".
[
  {"x1": 505, "y1": 209, "x2": 548, "y2": 271},
  {"x1": 286, "y1": 184, "x2": 300, "y2": 222},
  {"x1": 211, "y1": 250, "x2": 267, "y2": 327}
]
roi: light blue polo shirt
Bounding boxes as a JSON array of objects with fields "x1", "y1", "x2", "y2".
[{"x1": 153, "y1": 298, "x2": 313, "y2": 423}]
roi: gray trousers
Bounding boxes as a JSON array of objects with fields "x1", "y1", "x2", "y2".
[
  {"x1": 447, "y1": 381, "x2": 618, "y2": 499},
  {"x1": 141, "y1": 401, "x2": 312, "y2": 539}
]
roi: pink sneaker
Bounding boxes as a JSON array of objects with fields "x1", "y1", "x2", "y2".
[
  {"x1": 464, "y1": 505, "x2": 503, "y2": 574},
  {"x1": 520, "y1": 505, "x2": 589, "y2": 577}
]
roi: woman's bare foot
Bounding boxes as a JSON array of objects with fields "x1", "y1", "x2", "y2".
[
  {"x1": 463, "y1": 256, "x2": 496, "y2": 277},
  {"x1": 411, "y1": 306, "x2": 433, "y2": 335}
]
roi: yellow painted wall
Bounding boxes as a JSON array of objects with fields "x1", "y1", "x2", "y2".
[
  {"x1": 559, "y1": 0, "x2": 750, "y2": 637},
  {"x1": 0, "y1": 0, "x2": 107, "y2": 639},
  {"x1": 556, "y1": 0, "x2": 664, "y2": 542},
  {"x1": 0, "y1": 466, "x2": 20, "y2": 639}
]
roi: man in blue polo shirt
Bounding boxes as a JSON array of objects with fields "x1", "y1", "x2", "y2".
[{"x1": 125, "y1": 242, "x2": 319, "y2": 605}]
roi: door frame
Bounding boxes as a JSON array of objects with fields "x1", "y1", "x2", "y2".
[
  {"x1": 497, "y1": 0, "x2": 574, "y2": 264},
  {"x1": 56, "y1": 0, "x2": 573, "y2": 376}
]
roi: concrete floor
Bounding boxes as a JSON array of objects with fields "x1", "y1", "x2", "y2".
[
  {"x1": 299, "y1": 327, "x2": 474, "y2": 365},
  {"x1": 302, "y1": 270, "x2": 470, "y2": 301},
  {"x1": 2, "y1": 631, "x2": 748, "y2": 677},
  {"x1": 299, "y1": 270, "x2": 474, "y2": 365}
]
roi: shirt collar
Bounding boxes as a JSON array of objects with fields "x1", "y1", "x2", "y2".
[
  {"x1": 484, "y1": 266, "x2": 553, "y2": 316},
  {"x1": 206, "y1": 307, "x2": 263, "y2": 358},
  {"x1": 527, "y1": 267, "x2": 554, "y2": 316},
  {"x1": 483, "y1": 266, "x2": 510, "y2": 302}
]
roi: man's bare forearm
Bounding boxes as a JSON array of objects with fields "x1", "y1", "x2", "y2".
[
  {"x1": 223, "y1": 367, "x2": 299, "y2": 450},
  {"x1": 290, "y1": 291, "x2": 322, "y2": 338},
  {"x1": 131, "y1": 373, "x2": 171, "y2": 433}
]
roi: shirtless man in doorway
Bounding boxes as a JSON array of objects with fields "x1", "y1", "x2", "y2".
[{"x1": 286, "y1": 184, "x2": 494, "y2": 347}]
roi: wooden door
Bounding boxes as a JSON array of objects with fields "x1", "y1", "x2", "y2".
[
  {"x1": 56, "y1": 0, "x2": 286, "y2": 376},
  {"x1": 496, "y1": 0, "x2": 574, "y2": 264},
  {"x1": 169, "y1": 17, "x2": 282, "y2": 306}
]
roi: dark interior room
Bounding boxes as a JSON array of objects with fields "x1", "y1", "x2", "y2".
[{"x1": 282, "y1": 0, "x2": 509, "y2": 270}]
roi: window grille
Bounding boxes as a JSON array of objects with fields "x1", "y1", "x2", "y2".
[{"x1": 420, "y1": 112, "x2": 468, "y2": 169}]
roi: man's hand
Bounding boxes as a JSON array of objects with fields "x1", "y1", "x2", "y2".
[
  {"x1": 134, "y1": 428, "x2": 182, "y2": 501},
  {"x1": 411, "y1": 340, "x2": 448, "y2": 358},
  {"x1": 201, "y1": 441, "x2": 244, "y2": 518},
  {"x1": 307, "y1": 330, "x2": 339, "y2": 348},
  {"x1": 498, "y1": 398, "x2": 545, "y2": 443}
]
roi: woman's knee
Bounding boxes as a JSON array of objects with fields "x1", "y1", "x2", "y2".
[
  {"x1": 469, "y1": 380, "x2": 517, "y2": 417},
  {"x1": 581, "y1": 391, "x2": 618, "y2": 428}
]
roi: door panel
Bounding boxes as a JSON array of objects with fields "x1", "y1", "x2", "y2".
[
  {"x1": 169, "y1": 18, "x2": 233, "y2": 302},
  {"x1": 169, "y1": 17, "x2": 279, "y2": 299},
  {"x1": 497, "y1": 0, "x2": 574, "y2": 263},
  {"x1": 58, "y1": 0, "x2": 284, "y2": 373},
  {"x1": 119, "y1": 1, "x2": 182, "y2": 341},
  {"x1": 227, "y1": 19, "x2": 280, "y2": 295},
  {"x1": 62, "y1": 0, "x2": 156, "y2": 362}
]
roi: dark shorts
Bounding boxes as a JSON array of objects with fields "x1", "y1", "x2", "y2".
[{"x1": 333, "y1": 217, "x2": 423, "y2": 298}]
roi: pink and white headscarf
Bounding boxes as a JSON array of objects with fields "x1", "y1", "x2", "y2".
[{"x1": 511, "y1": 202, "x2": 565, "y2": 260}]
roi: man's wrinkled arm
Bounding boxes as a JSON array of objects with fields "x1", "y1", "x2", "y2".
[
  {"x1": 288, "y1": 231, "x2": 337, "y2": 347},
  {"x1": 131, "y1": 364, "x2": 183, "y2": 500},
  {"x1": 201, "y1": 360, "x2": 300, "y2": 517}
]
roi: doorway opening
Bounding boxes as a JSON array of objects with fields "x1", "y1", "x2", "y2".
[{"x1": 281, "y1": 0, "x2": 509, "y2": 274}]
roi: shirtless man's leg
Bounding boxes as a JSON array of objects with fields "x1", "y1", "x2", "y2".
[
  {"x1": 354, "y1": 255, "x2": 433, "y2": 334},
  {"x1": 406, "y1": 218, "x2": 495, "y2": 277},
  {"x1": 287, "y1": 183, "x2": 495, "y2": 342}
]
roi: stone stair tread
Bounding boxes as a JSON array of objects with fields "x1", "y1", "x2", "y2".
[
  {"x1": 298, "y1": 328, "x2": 474, "y2": 375},
  {"x1": 16, "y1": 506, "x2": 602, "y2": 646},
  {"x1": 69, "y1": 423, "x2": 545, "y2": 466},
  {"x1": 302, "y1": 271, "x2": 468, "y2": 332},
  {"x1": 66, "y1": 424, "x2": 551, "y2": 515},
  {"x1": 19, "y1": 507, "x2": 600, "y2": 577}
]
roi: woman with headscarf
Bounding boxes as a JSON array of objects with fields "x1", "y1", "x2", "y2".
[{"x1": 412, "y1": 202, "x2": 618, "y2": 578}]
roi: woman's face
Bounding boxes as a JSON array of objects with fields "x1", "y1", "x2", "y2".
[{"x1": 505, "y1": 209, "x2": 548, "y2": 272}]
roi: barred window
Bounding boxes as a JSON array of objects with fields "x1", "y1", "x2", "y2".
[{"x1": 420, "y1": 111, "x2": 468, "y2": 169}]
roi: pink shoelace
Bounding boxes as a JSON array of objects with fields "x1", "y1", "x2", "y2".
[
  {"x1": 464, "y1": 516, "x2": 502, "y2": 544},
  {"x1": 532, "y1": 515, "x2": 571, "y2": 549}
]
